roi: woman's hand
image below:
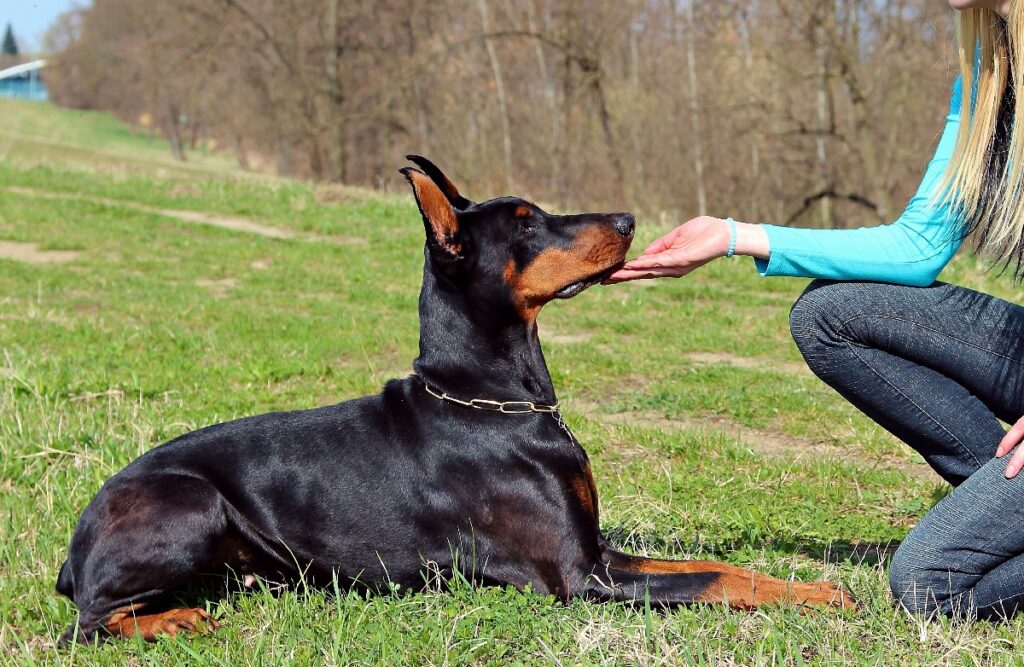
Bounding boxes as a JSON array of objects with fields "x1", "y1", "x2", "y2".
[
  {"x1": 997, "y1": 416, "x2": 1024, "y2": 478},
  {"x1": 603, "y1": 216, "x2": 730, "y2": 283}
]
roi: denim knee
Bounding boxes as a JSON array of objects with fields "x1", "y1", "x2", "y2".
[
  {"x1": 788, "y1": 280, "x2": 856, "y2": 365},
  {"x1": 888, "y1": 536, "x2": 979, "y2": 617},
  {"x1": 888, "y1": 542, "x2": 945, "y2": 616}
]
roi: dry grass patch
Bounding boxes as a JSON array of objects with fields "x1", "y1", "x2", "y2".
[{"x1": 0, "y1": 241, "x2": 80, "y2": 265}]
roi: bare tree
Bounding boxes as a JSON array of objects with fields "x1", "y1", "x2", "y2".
[{"x1": 44, "y1": 0, "x2": 955, "y2": 227}]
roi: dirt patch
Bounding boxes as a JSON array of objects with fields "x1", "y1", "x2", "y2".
[
  {"x1": 574, "y1": 400, "x2": 934, "y2": 481},
  {"x1": 322, "y1": 233, "x2": 368, "y2": 246},
  {"x1": 5, "y1": 186, "x2": 367, "y2": 245},
  {"x1": 537, "y1": 322, "x2": 593, "y2": 345},
  {"x1": 0, "y1": 241, "x2": 80, "y2": 264},
  {"x1": 195, "y1": 277, "x2": 238, "y2": 297},
  {"x1": 683, "y1": 351, "x2": 812, "y2": 377},
  {"x1": 547, "y1": 333, "x2": 593, "y2": 344},
  {"x1": 313, "y1": 183, "x2": 381, "y2": 206},
  {"x1": 713, "y1": 285, "x2": 798, "y2": 304},
  {"x1": 169, "y1": 182, "x2": 203, "y2": 198},
  {"x1": 160, "y1": 207, "x2": 295, "y2": 239},
  {"x1": 70, "y1": 388, "x2": 125, "y2": 402}
]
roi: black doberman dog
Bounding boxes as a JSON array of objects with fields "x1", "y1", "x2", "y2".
[{"x1": 56, "y1": 156, "x2": 855, "y2": 645}]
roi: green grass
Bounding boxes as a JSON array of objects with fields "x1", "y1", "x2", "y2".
[{"x1": 3, "y1": 98, "x2": 1024, "y2": 665}]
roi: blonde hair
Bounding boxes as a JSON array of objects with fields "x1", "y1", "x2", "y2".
[{"x1": 941, "y1": 5, "x2": 1024, "y2": 275}]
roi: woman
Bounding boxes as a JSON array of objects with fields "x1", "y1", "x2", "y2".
[{"x1": 607, "y1": 0, "x2": 1024, "y2": 620}]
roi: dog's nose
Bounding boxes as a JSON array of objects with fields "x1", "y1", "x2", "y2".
[{"x1": 613, "y1": 213, "x2": 635, "y2": 237}]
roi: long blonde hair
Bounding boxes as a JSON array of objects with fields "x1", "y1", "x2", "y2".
[{"x1": 942, "y1": 5, "x2": 1024, "y2": 275}]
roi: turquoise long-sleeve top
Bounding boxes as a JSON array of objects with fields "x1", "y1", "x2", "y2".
[{"x1": 754, "y1": 76, "x2": 964, "y2": 287}]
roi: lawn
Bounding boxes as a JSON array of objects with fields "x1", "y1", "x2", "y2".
[{"x1": 2, "y1": 98, "x2": 1024, "y2": 665}]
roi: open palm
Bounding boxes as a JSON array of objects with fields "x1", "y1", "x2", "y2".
[{"x1": 604, "y1": 216, "x2": 729, "y2": 283}]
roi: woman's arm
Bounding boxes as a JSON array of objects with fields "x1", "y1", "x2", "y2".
[{"x1": 607, "y1": 76, "x2": 964, "y2": 287}]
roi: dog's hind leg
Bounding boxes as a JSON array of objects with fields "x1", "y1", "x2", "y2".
[
  {"x1": 58, "y1": 474, "x2": 231, "y2": 646},
  {"x1": 588, "y1": 548, "x2": 857, "y2": 611}
]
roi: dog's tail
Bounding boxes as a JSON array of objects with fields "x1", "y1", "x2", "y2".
[{"x1": 56, "y1": 559, "x2": 74, "y2": 599}]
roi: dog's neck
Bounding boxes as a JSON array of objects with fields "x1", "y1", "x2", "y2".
[{"x1": 413, "y1": 260, "x2": 557, "y2": 406}]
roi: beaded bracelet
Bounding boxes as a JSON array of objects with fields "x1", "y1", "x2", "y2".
[{"x1": 725, "y1": 217, "x2": 737, "y2": 258}]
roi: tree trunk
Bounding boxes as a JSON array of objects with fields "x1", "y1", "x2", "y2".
[
  {"x1": 591, "y1": 70, "x2": 626, "y2": 203},
  {"x1": 815, "y1": 20, "x2": 832, "y2": 227},
  {"x1": 526, "y1": 0, "x2": 560, "y2": 194},
  {"x1": 738, "y1": 6, "x2": 760, "y2": 222},
  {"x1": 165, "y1": 104, "x2": 186, "y2": 162},
  {"x1": 324, "y1": 0, "x2": 345, "y2": 183},
  {"x1": 232, "y1": 133, "x2": 250, "y2": 171},
  {"x1": 833, "y1": 0, "x2": 890, "y2": 222},
  {"x1": 477, "y1": 0, "x2": 515, "y2": 193},
  {"x1": 685, "y1": 0, "x2": 706, "y2": 217}
]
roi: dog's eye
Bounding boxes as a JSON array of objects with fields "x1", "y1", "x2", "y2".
[{"x1": 520, "y1": 221, "x2": 535, "y2": 234}]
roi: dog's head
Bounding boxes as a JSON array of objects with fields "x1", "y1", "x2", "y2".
[{"x1": 401, "y1": 155, "x2": 634, "y2": 326}]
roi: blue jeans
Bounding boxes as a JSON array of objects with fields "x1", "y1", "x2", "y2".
[{"x1": 790, "y1": 280, "x2": 1024, "y2": 619}]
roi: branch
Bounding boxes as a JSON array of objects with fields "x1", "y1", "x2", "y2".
[
  {"x1": 784, "y1": 188, "x2": 880, "y2": 226},
  {"x1": 216, "y1": 0, "x2": 298, "y2": 78}
]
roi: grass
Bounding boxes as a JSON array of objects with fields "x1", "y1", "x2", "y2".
[{"x1": 3, "y1": 97, "x2": 1024, "y2": 665}]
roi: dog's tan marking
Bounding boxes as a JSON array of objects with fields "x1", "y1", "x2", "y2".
[
  {"x1": 569, "y1": 463, "x2": 599, "y2": 522},
  {"x1": 504, "y1": 225, "x2": 628, "y2": 324},
  {"x1": 105, "y1": 607, "x2": 219, "y2": 640},
  {"x1": 606, "y1": 552, "x2": 857, "y2": 611},
  {"x1": 514, "y1": 205, "x2": 533, "y2": 219},
  {"x1": 406, "y1": 170, "x2": 461, "y2": 254}
]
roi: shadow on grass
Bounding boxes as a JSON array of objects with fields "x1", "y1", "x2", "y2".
[
  {"x1": 603, "y1": 485, "x2": 956, "y2": 568},
  {"x1": 602, "y1": 526, "x2": 902, "y2": 567}
]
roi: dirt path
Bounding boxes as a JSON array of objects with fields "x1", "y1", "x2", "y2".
[
  {"x1": 0, "y1": 241, "x2": 81, "y2": 264},
  {"x1": 537, "y1": 322, "x2": 812, "y2": 378},
  {"x1": 573, "y1": 400, "x2": 935, "y2": 481},
  {"x1": 682, "y1": 351, "x2": 812, "y2": 377},
  {"x1": 3, "y1": 130, "x2": 275, "y2": 181},
  {"x1": 4, "y1": 186, "x2": 365, "y2": 245}
]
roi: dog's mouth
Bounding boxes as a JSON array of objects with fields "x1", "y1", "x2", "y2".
[{"x1": 554, "y1": 262, "x2": 625, "y2": 299}]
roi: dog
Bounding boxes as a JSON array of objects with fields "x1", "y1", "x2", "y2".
[{"x1": 55, "y1": 155, "x2": 855, "y2": 645}]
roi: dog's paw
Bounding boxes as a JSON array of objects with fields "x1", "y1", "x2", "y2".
[
  {"x1": 155, "y1": 608, "x2": 220, "y2": 637},
  {"x1": 108, "y1": 607, "x2": 220, "y2": 641}
]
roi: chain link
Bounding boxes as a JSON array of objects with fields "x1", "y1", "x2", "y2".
[
  {"x1": 421, "y1": 379, "x2": 578, "y2": 444},
  {"x1": 423, "y1": 383, "x2": 560, "y2": 414}
]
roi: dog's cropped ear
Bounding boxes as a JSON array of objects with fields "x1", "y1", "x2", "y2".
[
  {"x1": 405, "y1": 155, "x2": 474, "y2": 210},
  {"x1": 401, "y1": 167, "x2": 463, "y2": 261}
]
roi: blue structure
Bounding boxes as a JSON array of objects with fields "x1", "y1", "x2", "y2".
[{"x1": 0, "y1": 60, "x2": 48, "y2": 102}]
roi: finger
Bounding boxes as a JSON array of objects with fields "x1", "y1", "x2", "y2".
[
  {"x1": 1006, "y1": 447, "x2": 1024, "y2": 478},
  {"x1": 997, "y1": 420, "x2": 1024, "y2": 457},
  {"x1": 601, "y1": 271, "x2": 642, "y2": 284},
  {"x1": 603, "y1": 267, "x2": 685, "y2": 283},
  {"x1": 603, "y1": 269, "x2": 654, "y2": 283}
]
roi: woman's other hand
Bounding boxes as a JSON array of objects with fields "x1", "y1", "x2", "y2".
[{"x1": 997, "y1": 415, "x2": 1024, "y2": 478}]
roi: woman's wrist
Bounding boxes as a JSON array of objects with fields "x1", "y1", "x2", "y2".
[
  {"x1": 724, "y1": 218, "x2": 738, "y2": 257},
  {"x1": 729, "y1": 220, "x2": 770, "y2": 260}
]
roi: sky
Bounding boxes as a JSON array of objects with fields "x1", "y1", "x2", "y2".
[{"x1": 2, "y1": 0, "x2": 87, "y2": 54}]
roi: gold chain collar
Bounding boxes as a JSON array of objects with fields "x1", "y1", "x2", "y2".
[{"x1": 422, "y1": 381, "x2": 560, "y2": 415}]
